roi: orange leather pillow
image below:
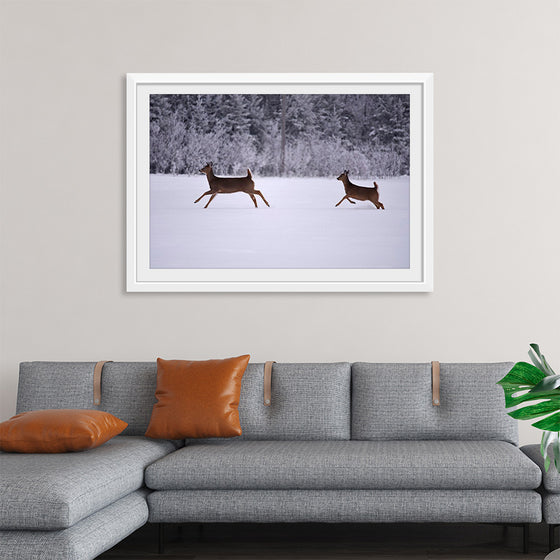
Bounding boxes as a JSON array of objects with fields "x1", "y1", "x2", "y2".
[
  {"x1": 145, "y1": 355, "x2": 250, "y2": 439},
  {"x1": 0, "y1": 409, "x2": 128, "y2": 453}
]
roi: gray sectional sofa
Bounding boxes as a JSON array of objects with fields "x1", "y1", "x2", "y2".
[{"x1": 0, "y1": 361, "x2": 545, "y2": 559}]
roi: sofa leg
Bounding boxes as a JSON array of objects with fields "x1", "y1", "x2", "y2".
[
  {"x1": 158, "y1": 523, "x2": 165, "y2": 555},
  {"x1": 523, "y1": 523, "x2": 529, "y2": 554},
  {"x1": 550, "y1": 524, "x2": 558, "y2": 553}
]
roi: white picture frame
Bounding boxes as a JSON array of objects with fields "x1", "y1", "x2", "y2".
[{"x1": 127, "y1": 73, "x2": 433, "y2": 292}]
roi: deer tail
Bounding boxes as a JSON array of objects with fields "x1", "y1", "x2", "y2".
[
  {"x1": 373, "y1": 181, "x2": 379, "y2": 190},
  {"x1": 247, "y1": 168, "x2": 253, "y2": 179}
]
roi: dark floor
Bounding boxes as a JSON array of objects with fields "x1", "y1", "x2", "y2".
[{"x1": 99, "y1": 522, "x2": 553, "y2": 559}]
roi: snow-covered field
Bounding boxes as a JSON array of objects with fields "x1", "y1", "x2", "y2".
[{"x1": 150, "y1": 175, "x2": 410, "y2": 269}]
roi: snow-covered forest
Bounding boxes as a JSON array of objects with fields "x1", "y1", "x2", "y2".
[{"x1": 150, "y1": 94, "x2": 409, "y2": 178}]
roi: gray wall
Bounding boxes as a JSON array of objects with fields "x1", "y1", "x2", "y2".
[{"x1": 1, "y1": 0, "x2": 559, "y2": 445}]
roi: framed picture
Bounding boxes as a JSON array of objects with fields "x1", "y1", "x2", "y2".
[{"x1": 127, "y1": 73, "x2": 433, "y2": 292}]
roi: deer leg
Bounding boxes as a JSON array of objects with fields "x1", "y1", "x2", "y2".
[
  {"x1": 194, "y1": 190, "x2": 212, "y2": 204},
  {"x1": 248, "y1": 193, "x2": 258, "y2": 208},
  {"x1": 254, "y1": 190, "x2": 270, "y2": 207},
  {"x1": 348, "y1": 198, "x2": 356, "y2": 204},
  {"x1": 335, "y1": 195, "x2": 350, "y2": 207},
  {"x1": 204, "y1": 194, "x2": 217, "y2": 208}
]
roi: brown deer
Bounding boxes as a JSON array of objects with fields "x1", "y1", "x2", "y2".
[
  {"x1": 335, "y1": 170, "x2": 385, "y2": 209},
  {"x1": 195, "y1": 162, "x2": 270, "y2": 208}
]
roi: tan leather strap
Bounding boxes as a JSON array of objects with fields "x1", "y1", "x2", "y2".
[
  {"x1": 432, "y1": 361, "x2": 440, "y2": 406},
  {"x1": 264, "y1": 361, "x2": 275, "y2": 406},
  {"x1": 93, "y1": 361, "x2": 113, "y2": 405}
]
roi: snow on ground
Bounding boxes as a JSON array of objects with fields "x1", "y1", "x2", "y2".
[{"x1": 150, "y1": 175, "x2": 410, "y2": 269}]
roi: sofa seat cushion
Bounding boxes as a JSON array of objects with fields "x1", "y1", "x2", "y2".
[
  {"x1": 145, "y1": 440, "x2": 541, "y2": 491},
  {"x1": 0, "y1": 490, "x2": 149, "y2": 560},
  {"x1": 522, "y1": 444, "x2": 560, "y2": 493},
  {"x1": 0, "y1": 436, "x2": 177, "y2": 530}
]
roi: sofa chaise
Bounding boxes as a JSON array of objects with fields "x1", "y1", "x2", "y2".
[{"x1": 0, "y1": 360, "x2": 544, "y2": 559}]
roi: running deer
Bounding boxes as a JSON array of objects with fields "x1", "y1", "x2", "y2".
[
  {"x1": 195, "y1": 162, "x2": 270, "y2": 208},
  {"x1": 335, "y1": 170, "x2": 385, "y2": 209}
]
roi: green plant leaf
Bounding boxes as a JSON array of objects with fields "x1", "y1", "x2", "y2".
[
  {"x1": 530, "y1": 343, "x2": 556, "y2": 376},
  {"x1": 530, "y1": 343, "x2": 542, "y2": 357},
  {"x1": 508, "y1": 401, "x2": 560, "y2": 420},
  {"x1": 502, "y1": 387, "x2": 560, "y2": 408},
  {"x1": 497, "y1": 347, "x2": 560, "y2": 473},
  {"x1": 553, "y1": 439, "x2": 560, "y2": 471},
  {"x1": 530, "y1": 374, "x2": 560, "y2": 393},
  {"x1": 542, "y1": 432, "x2": 560, "y2": 472},
  {"x1": 533, "y1": 411, "x2": 560, "y2": 431},
  {"x1": 497, "y1": 362, "x2": 546, "y2": 388},
  {"x1": 543, "y1": 355, "x2": 557, "y2": 376},
  {"x1": 529, "y1": 347, "x2": 547, "y2": 373},
  {"x1": 542, "y1": 431, "x2": 556, "y2": 456}
]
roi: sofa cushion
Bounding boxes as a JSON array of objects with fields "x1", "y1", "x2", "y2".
[
  {"x1": 522, "y1": 444, "x2": 560, "y2": 493},
  {"x1": 352, "y1": 363, "x2": 518, "y2": 444},
  {"x1": 235, "y1": 362, "x2": 351, "y2": 440},
  {"x1": 145, "y1": 440, "x2": 540, "y2": 491},
  {"x1": 0, "y1": 490, "x2": 149, "y2": 560},
  {"x1": 17, "y1": 362, "x2": 96, "y2": 413},
  {"x1": 97, "y1": 362, "x2": 158, "y2": 436},
  {"x1": 543, "y1": 493, "x2": 560, "y2": 524},
  {"x1": 0, "y1": 436, "x2": 177, "y2": 530},
  {"x1": 0, "y1": 489, "x2": 148, "y2": 560},
  {"x1": 145, "y1": 356, "x2": 249, "y2": 439},
  {"x1": 17, "y1": 362, "x2": 160, "y2": 436},
  {"x1": 0, "y1": 409, "x2": 127, "y2": 453}
]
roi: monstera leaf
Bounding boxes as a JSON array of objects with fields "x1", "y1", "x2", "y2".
[{"x1": 497, "y1": 344, "x2": 560, "y2": 471}]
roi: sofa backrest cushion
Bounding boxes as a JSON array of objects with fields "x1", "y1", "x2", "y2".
[
  {"x1": 17, "y1": 362, "x2": 158, "y2": 436},
  {"x1": 236, "y1": 362, "x2": 351, "y2": 440},
  {"x1": 96, "y1": 362, "x2": 158, "y2": 435},
  {"x1": 17, "y1": 362, "x2": 95, "y2": 412},
  {"x1": 351, "y1": 362, "x2": 517, "y2": 445},
  {"x1": 17, "y1": 361, "x2": 352, "y2": 440}
]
